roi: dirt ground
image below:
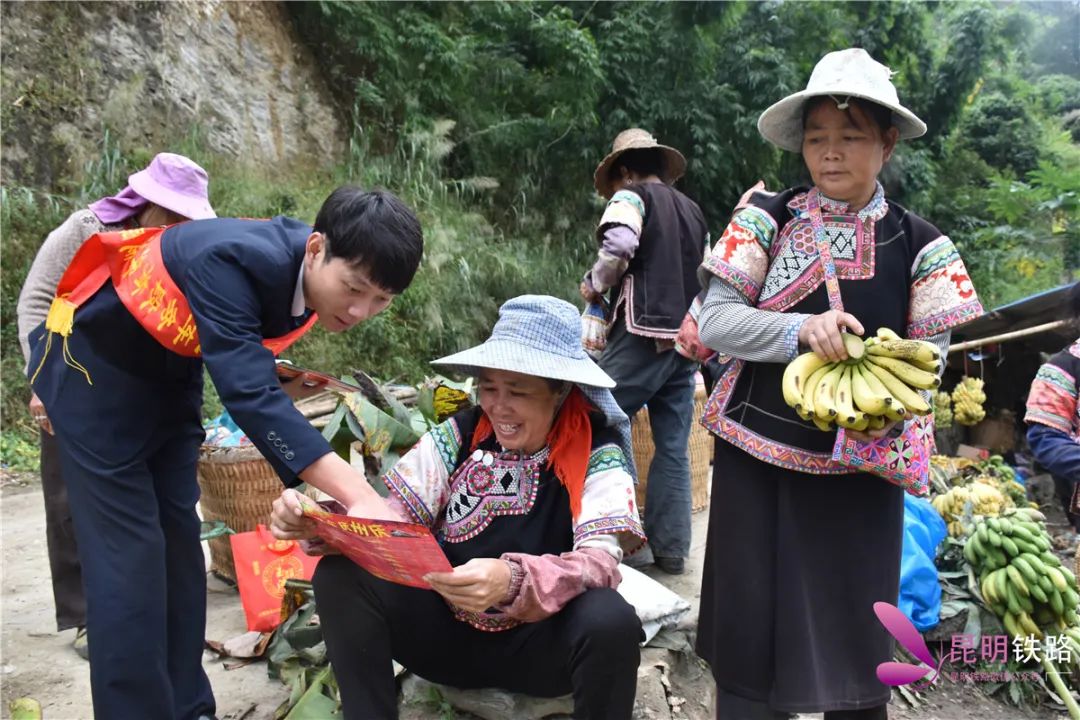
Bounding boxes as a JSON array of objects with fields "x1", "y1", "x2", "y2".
[
  {"x1": 1, "y1": 471, "x2": 1074, "y2": 719},
  {"x1": 1, "y1": 474, "x2": 285, "y2": 720}
]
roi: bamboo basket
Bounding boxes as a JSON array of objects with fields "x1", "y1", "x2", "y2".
[
  {"x1": 631, "y1": 384, "x2": 712, "y2": 513},
  {"x1": 197, "y1": 445, "x2": 282, "y2": 583}
]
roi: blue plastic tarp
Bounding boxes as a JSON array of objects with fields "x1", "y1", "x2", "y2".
[{"x1": 898, "y1": 493, "x2": 947, "y2": 632}]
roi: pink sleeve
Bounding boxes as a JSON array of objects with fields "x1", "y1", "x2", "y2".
[{"x1": 495, "y1": 547, "x2": 621, "y2": 622}]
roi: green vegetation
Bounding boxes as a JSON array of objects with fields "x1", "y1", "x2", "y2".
[{"x1": 3, "y1": 0, "x2": 1077, "y2": 456}]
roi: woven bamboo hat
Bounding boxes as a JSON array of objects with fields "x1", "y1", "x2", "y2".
[
  {"x1": 593, "y1": 129, "x2": 687, "y2": 199},
  {"x1": 757, "y1": 48, "x2": 926, "y2": 152}
]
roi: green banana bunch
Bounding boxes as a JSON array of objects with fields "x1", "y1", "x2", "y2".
[
  {"x1": 780, "y1": 328, "x2": 942, "y2": 432},
  {"x1": 933, "y1": 391, "x2": 953, "y2": 428},
  {"x1": 951, "y1": 376, "x2": 986, "y2": 426},
  {"x1": 963, "y1": 508, "x2": 1080, "y2": 642}
]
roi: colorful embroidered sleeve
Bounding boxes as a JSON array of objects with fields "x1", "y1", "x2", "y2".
[
  {"x1": 383, "y1": 418, "x2": 460, "y2": 528},
  {"x1": 598, "y1": 189, "x2": 645, "y2": 234},
  {"x1": 573, "y1": 443, "x2": 646, "y2": 556},
  {"x1": 1025, "y1": 361, "x2": 1078, "y2": 436},
  {"x1": 699, "y1": 205, "x2": 778, "y2": 304},
  {"x1": 588, "y1": 190, "x2": 645, "y2": 295},
  {"x1": 589, "y1": 225, "x2": 640, "y2": 295},
  {"x1": 906, "y1": 236, "x2": 983, "y2": 339}
]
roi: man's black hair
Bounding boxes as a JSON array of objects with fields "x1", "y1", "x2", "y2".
[
  {"x1": 314, "y1": 186, "x2": 424, "y2": 294},
  {"x1": 609, "y1": 148, "x2": 667, "y2": 182}
]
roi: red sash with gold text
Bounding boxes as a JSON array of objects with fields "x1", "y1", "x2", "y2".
[{"x1": 32, "y1": 226, "x2": 316, "y2": 384}]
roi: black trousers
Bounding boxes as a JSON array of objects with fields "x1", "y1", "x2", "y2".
[
  {"x1": 40, "y1": 428, "x2": 86, "y2": 632},
  {"x1": 313, "y1": 555, "x2": 643, "y2": 720}
]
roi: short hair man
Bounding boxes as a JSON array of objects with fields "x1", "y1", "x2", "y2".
[{"x1": 26, "y1": 186, "x2": 424, "y2": 720}]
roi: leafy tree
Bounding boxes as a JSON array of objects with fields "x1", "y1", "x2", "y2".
[{"x1": 959, "y1": 91, "x2": 1043, "y2": 176}]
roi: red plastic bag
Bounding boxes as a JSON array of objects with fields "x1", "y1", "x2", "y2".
[{"x1": 230, "y1": 524, "x2": 321, "y2": 632}]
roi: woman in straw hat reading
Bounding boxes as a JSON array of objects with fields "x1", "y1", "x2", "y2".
[
  {"x1": 693, "y1": 49, "x2": 983, "y2": 718},
  {"x1": 271, "y1": 295, "x2": 646, "y2": 720},
  {"x1": 16, "y1": 152, "x2": 215, "y2": 661},
  {"x1": 580, "y1": 128, "x2": 708, "y2": 575}
]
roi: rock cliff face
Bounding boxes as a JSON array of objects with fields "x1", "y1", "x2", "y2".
[{"x1": 1, "y1": 0, "x2": 344, "y2": 189}]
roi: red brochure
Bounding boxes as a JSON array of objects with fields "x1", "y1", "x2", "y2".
[
  {"x1": 275, "y1": 359, "x2": 360, "y2": 395},
  {"x1": 301, "y1": 505, "x2": 452, "y2": 589}
]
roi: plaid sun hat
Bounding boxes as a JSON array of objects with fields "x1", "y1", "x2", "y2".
[
  {"x1": 431, "y1": 295, "x2": 635, "y2": 478},
  {"x1": 433, "y1": 295, "x2": 616, "y2": 388}
]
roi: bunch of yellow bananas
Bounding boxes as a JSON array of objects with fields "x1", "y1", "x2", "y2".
[
  {"x1": 781, "y1": 328, "x2": 941, "y2": 432},
  {"x1": 933, "y1": 391, "x2": 953, "y2": 428},
  {"x1": 931, "y1": 483, "x2": 1012, "y2": 537},
  {"x1": 952, "y1": 375, "x2": 986, "y2": 426},
  {"x1": 931, "y1": 454, "x2": 977, "y2": 473},
  {"x1": 964, "y1": 508, "x2": 1080, "y2": 650}
]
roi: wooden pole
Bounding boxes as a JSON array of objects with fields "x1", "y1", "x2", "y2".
[{"x1": 948, "y1": 318, "x2": 1075, "y2": 353}]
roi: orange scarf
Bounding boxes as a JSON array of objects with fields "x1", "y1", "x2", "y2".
[{"x1": 470, "y1": 387, "x2": 592, "y2": 519}]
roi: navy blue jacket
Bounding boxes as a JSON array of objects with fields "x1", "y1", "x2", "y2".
[
  {"x1": 29, "y1": 216, "x2": 330, "y2": 486},
  {"x1": 161, "y1": 216, "x2": 330, "y2": 484}
]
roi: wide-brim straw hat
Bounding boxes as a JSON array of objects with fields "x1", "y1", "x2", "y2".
[
  {"x1": 593, "y1": 128, "x2": 687, "y2": 199},
  {"x1": 432, "y1": 295, "x2": 615, "y2": 389},
  {"x1": 128, "y1": 152, "x2": 216, "y2": 220},
  {"x1": 757, "y1": 48, "x2": 927, "y2": 153}
]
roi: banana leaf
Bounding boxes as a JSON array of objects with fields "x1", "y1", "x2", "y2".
[
  {"x1": 281, "y1": 666, "x2": 340, "y2": 719},
  {"x1": 267, "y1": 602, "x2": 325, "y2": 675},
  {"x1": 343, "y1": 393, "x2": 421, "y2": 454},
  {"x1": 350, "y1": 369, "x2": 414, "y2": 426},
  {"x1": 416, "y1": 376, "x2": 475, "y2": 425},
  {"x1": 274, "y1": 664, "x2": 340, "y2": 720},
  {"x1": 320, "y1": 403, "x2": 347, "y2": 443},
  {"x1": 417, "y1": 383, "x2": 437, "y2": 427}
]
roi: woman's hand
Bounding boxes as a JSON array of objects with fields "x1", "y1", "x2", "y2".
[
  {"x1": 346, "y1": 496, "x2": 402, "y2": 522},
  {"x1": 269, "y1": 488, "x2": 318, "y2": 541},
  {"x1": 579, "y1": 280, "x2": 602, "y2": 304},
  {"x1": 425, "y1": 558, "x2": 512, "y2": 612},
  {"x1": 798, "y1": 310, "x2": 865, "y2": 362},
  {"x1": 846, "y1": 419, "x2": 903, "y2": 444}
]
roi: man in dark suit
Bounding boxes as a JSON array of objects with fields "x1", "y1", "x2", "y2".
[{"x1": 26, "y1": 186, "x2": 424, "y2": 720}]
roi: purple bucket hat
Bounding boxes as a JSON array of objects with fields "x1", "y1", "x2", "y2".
[{"x1": 127, "y1": 153, "x2": 215, "y2": 220}]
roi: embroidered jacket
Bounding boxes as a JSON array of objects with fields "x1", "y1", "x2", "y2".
[
  {"x1": 384, "y1": 407, "x2": 645, "y2": 631},
  {"x1": 698, "y1": 185, "x2": 983, "y2": 474},
  {"x1": 1025, "y1": 339, "x2": 1080, "y2": 482}
]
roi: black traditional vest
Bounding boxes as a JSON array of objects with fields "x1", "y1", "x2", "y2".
[
  {"x1": 614, "y1": 183, "x2": 708, "y2": 338},
  {"x1": 702, "y1": 187, "x2": 950, "y2": 471}
]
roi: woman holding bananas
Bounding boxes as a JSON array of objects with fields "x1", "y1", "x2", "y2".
[{"x1": 693, "y1": 49, "x2": 983, "y2": 720}]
